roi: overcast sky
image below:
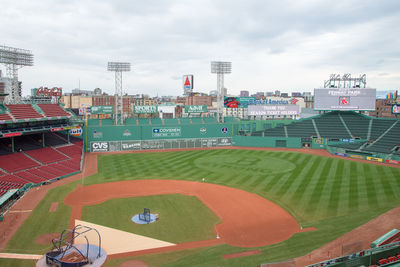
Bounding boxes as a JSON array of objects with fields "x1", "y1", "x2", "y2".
[{"x1": 1, "y1": 0, "x2": 399, "y2": 97}]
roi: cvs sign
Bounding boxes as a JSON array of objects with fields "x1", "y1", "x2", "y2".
[{"x1": 91, "y1": 142, "x2": 109, "y2": 152}]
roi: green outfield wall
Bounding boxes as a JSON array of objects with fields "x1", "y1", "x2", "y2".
[{"x1": 84, "y1": 121, "x2": 236, "y2": 152}]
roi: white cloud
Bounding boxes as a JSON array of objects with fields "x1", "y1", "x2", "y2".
[{"x1": 0, "y1": 0, "x2": 399, "y2": 97}]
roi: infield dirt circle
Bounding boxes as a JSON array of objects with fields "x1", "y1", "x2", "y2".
[{"x1": 65, "y1": 179, "x2": 302, "y2": 248}]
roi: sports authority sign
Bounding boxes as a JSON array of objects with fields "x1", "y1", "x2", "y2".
[
  {"x1": 248, "y1": 105, "x2": 300, "y2": 116},
  {"x1": 184, "y1": 105, "x2": 207, "y2": 113},
  {"x1": 152, "y1": 127, "x2": 182, "y2": 138},
  {"x1": 133, "y1": 105, "x2": 158, "y2": 114},
  {"x1": 314, "y1": 88, "x2": 376, "y2": 110}
]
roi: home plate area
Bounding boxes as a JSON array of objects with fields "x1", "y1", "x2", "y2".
[{"x1": 74, "y1": 220, "x2": 175, "y2": 255}]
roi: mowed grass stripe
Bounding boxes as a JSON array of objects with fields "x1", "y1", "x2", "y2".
[
  {"x1": 361, "y1": 164, "x2": 379, "y2": 209},
  {"x1": 310, "y1": 158, "x2": 338, "y2": 218},
  {"x1": 288, "y1": 156, "x2": 323, "y2": 205},
  {"x1": 272, "y1": 153, "x2": 310, "y2": 198},
  {"x1": 346, "y1": 162, "x2": 359, "y2": 212},
  {"x1": 368, "y1": 165, "x2": 394, "y2": 205},
  {"x1": 326, "y1": 159, "x2": 345, "y2": 217},
  {"x1": 381, "y1": 167, "x2": 400, "y2": 199},
  {"x1": 295, "y1": 157, "x2": 330, "y2": 217}
]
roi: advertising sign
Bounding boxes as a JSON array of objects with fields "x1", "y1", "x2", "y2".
[
  {"x1": 248, "y1": 105, "x2": 300, "y2": 116},
  {"x1": 152, "y1": 127, "x2": 181, "y2": 138},
  {"x1": 69, "y1": 127, "x2": 82, "y2": 136},
  {"x1": 91, "y1": 142, "x2": 109, "y2": 152},
  {"x1": 91, "y1": 106, "x2": 113, "y2": 114},
  {"x1": 184, "y1": 105, "x2": 207, "y2": 113},
  {"x1": 35, "y1": 87, "x2": 62, "y2": 97},
  {"x1": 133, "y1": 105, "x2": 158, "y2": 114},
  {"x1": 392, "y1": 104, "x2": 400, "y2": 114},
  {"x1": 121, "y1": 141, "x2": 141, "y2": 151},
  {"x1": 183, "y1": 75, "x2": 194, "y2": 90},
  {"x1": 366, "y1": 156, "x2": 383, "y2": 162},
  {"x1": 224, "y1": 97, "x2": 256, "y2": 108},
  {"x1": 314, "y1": 88, "x2": 376, "y2": 110}
]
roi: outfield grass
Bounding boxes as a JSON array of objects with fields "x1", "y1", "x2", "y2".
[
  {"x1": 5, "y1": 149, "x2": 400, "y2": 266},
  {"x1": 82, "y1": 194, "x2": 221, "y2": 243}
]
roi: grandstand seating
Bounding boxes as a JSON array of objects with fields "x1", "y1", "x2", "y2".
[
  {"x1": 0, "y1": 180, "x2": 25, "y2": 196},
  {"x1": 49, "y1": 163, "x2": 77, "y2": 173},
  {"x1": 164, "y1": 118, "x2": 179, "y2": 125},
  {"x1": 29, "y1": 168, "x2": 58, "y2": 180},
  {"x1": 0, "y1": 113, "x2": 12, "y2": 121},
  {"x1": 56, "y1": 144, "x2": 82, "y2": 157},
  {"x1": 43, "y1": 132, "x2": 69, "y2": 146},
  {"x1": 369, "y1": 119, "x2": 396, "y2": 140},
  {"x1": 37, "y1": 104, "x2": 71, "y2": 117},
  {"x1": 14, "y1": 171, "x2": 47, "y2": 184},
  {"x1": 340, "y1": 111, "x2": 371, "y2": 139},
  {"x1": 6, "y1": 104, "x2": 43, "y2": 119},
  {"x1": 364, "y1": 122, "x2": 400, "y2": 154},
  {"x1": 13, "y1": 134, "x2": 43, "y2": 151},
  {"x1": 0, "y1": 153, "x2": 40, "y2": 172},
  {"x1": 329, "y1": 141, "x2": 366, "y2": 150},
  {"x1": 286, "y1": 119, "x2": 317, "y2": 138},
  {"x1": 313, "y1": 112, "x2": 351, "y2": 139},
  {"x1": 0, "y1": 174, "x2": 29, "y2": 185},
  {"x1": 24, "y1": 147, "x2": 68, "y2": 164}
]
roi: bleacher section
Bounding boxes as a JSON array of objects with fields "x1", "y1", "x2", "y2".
[
  {"x1": 0, "y1": 141, "x2": 82, "y2": 189},
  {"x1": 313, "y1": 112, "x2": 351, "y2": 139},
  {"x1": 0, "y1": 153, "x2": 40, "y2": 173},
  {"x1": 286, "y1": 119, "x2": 317, "y2": 138},
  {"x1": 339, "y1": 112, "x2": 371, "y2": 139},
  {"x1": 0, "y1": 113, "x2": 12, "y2": 121},
  {"x1": 364, "y1": 122, "x2": 400, "y2": 154},
  {"x1": 25, "y1": 147, "x2": 68, "y2": 164},
  {"x1": 37, "y1": 104, "x2": 71, "y2": 117},
  {"x1": 0, "y1": 180, "x2": 25, "y2": 197},
  {"x1": 6, "y1": 104, "x2": 43, "y2": 119},
  {"x1": 14, "y1": 171, "x2": 47, "y2": 184},
  {"x1": 369, "y1": 119, "x2": 397, "y2": 140},
  {"x1": 329, "y1": 141, "x2": 367, "y2": 150}
]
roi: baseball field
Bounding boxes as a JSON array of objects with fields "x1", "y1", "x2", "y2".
[{"x1": 2, "y1": 148, "x2": 400, "y2": 266}]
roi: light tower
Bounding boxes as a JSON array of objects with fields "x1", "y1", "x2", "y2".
[
  {"x1": 107, "y1": 62, "x2": 131, "y2": 125},
  {"x1": 211, "y1": 61, "x2": 231, "y2": 123},
  {"x1": 0, "y1": 45, "x2": 34, "y2": 103}
]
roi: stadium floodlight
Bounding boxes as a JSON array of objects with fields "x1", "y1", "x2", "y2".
[
  {"x1": 211, "y1": 61, "x2": 232, "y2": 123},
  {"x1": 0, "y1": 45, "x2": 34, "y2": 103},
  {"x1": 107, "y1": 62, "x2": 131, "y2": 125}
]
